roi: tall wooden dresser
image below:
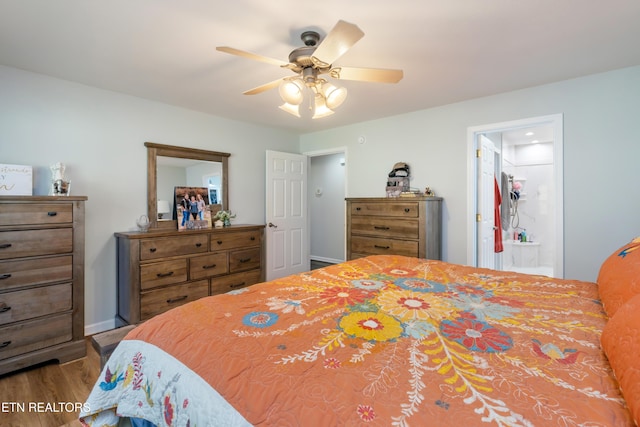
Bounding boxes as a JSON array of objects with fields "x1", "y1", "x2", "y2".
[
  {"x1": 115, "y1": 224, "x2": 264, "y2": 326},
  {"x1": 0, "y1": 196, "x2": 87, "y2": 375},
  {"x1": 346, "y1": 197, "x2": 443, "y2": 260}
]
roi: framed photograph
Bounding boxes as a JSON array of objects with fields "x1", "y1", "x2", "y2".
[{"x1": 174, "y1": 186, "x2": 212, "y2": 230}]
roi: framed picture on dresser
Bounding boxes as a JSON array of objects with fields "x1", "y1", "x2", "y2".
[{"x1": 174, "y1": 186, "x2": 212, "y2": 230}]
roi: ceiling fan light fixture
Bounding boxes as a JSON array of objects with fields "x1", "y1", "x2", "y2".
[
  {"x1": 321, "y1": 82, "x2": 347, "y2": 110},
  {"x1": 279, "y1": 102, "x2": 301, "y2": 117},
  {"x1": 312, "y1": 95, "x2": 334, "y2": 119},
  {"x1": 278, "y1": 79, "x2": 304, "y2": 105}
]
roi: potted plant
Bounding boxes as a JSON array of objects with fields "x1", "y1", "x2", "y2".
[{"x1": 213, "y1": 210, "x2": 236, "y2": 227}]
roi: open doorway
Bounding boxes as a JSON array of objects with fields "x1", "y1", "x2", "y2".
[
  {"x1": 306, "y1": 147, "x2": 347, "y2": 268},
  {"x1": 467, "y1": 115, "x2": 564, "y2": 278}
]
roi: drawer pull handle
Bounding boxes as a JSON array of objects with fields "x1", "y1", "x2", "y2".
[
  {"x1": 156, "y1": 271, "x2": 174, "y2": 278},
  {"x1": 0, "y1": 304, "x2": 11, "y2": 313},
  {"x1": 0, "y1": 274, "x2": 11, "y2": 280},
  {"x1": 47, "y1": 211, "x2": 58, "y2": 216},
  {"x1": 250, "y1": 236, "x2": 256, "y2": 241},
  {"x1": 195, "y1": 243, "x2": 202, "y2": 247},
  {"x1": 149, "y1": 248, "x2": 157, "y2": 253},
  {"x1": 239, "y1": 258, "x2": 251, "y2": 263},
  {"x1": 229, "y1": 282, "x2": 246, "y2": 289},
  {"x1": 404, "y1": 208, "x2": 411, "y2": 213},
  {"x1": 217, "y1": 240, "x2": 223, "y2": 245},
  {"x1": 202, "y1": 264, "x2": 217, "y2": 269},
  {"x1": 166, "y1": 295, "x2": 188, "y2": 304},
  {"x1": 374, "y1": 245, "x2": 390, "y2": 250},
  {"x1": 355, "y1": 207, "x2": 362, "y2": 211},
  {"x1": 0, "y1": 341, "x2": 11, "y2": 349},
  {"x1": 0, "y1": 243, "x2": 12, "y2": 249},
  {"x1": 374, "y1": 226, "x2": 390, "y2": 230}
]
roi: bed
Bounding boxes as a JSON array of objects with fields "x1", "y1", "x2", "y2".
[{"x1": 80, "y1": 244, "x2": 640, "y2": 426}]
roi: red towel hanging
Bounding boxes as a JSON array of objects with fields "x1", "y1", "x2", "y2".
[{"x1": 494, "y1": 176, "x2": 504, "y2": 253}]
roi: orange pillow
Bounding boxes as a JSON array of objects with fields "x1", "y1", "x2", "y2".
[
  {"x1": 601, "y1": 293, "x2": 640, "y2": 426},
  {"x1": 597, "y1": 237, "x2": 640, "y2": 317}
]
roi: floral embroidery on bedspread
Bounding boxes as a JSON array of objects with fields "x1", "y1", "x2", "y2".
[
  {"x1": 225, "y1": 256, "x2": 629, "y2": 426},
  {"x1": 79, "y1": 340, "x2": 251, "y2": 427}
]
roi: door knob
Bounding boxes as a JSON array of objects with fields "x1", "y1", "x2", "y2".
[{"x1": 268, "y1": 222, "x2": 278, "y2": 228}]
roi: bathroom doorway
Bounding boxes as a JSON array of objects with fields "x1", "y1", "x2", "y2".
[{"x1": 467, "y1": 114, "x2": 564, "y2": 278}]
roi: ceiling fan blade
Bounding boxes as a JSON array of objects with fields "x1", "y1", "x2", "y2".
[
  {"x1": 216, "y1": 46, "x2": 288, "y2": 67},
  {"x1": 330, "y1": 66, "x2": 403, "y2": 83},
  {"x1": 243, "y1": 78, "x2": 284, "y2": 95},
  {"x1": 311, "y1": 20, "x2": 364, "y2": 68}
]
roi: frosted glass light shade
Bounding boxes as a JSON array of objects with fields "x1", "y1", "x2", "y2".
[
  {"x1": 279, "y1": 79, "x2": 304, "y2": 105},
  {"x1": 312, "y1": 96, "x2": 334, "y2": 119},
  {"x1": 321, "y1": 82, "x2": 347, "y2": 110},
  {"x1": 279, "y1": 102, "x2": 301, "y2": 117}
]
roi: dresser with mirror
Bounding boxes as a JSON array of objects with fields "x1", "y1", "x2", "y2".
[{"x1": 115, "y1": 142, "x2": 265, "y2": 326}]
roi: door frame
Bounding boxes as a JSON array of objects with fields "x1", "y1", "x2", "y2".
[
  {"x1": 466, "y1": 114, "x2": 564, "y2": 277},
  {"x1": 304, "y1": 146, "x2": 348, "y2": 263}
]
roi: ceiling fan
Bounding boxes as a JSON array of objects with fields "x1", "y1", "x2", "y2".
[{"x1": 216, "y1": 20, "x2": 403, "y2": 119}]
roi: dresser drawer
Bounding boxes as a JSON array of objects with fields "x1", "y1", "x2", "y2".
[
  {"x1": 0, "y1": 255, "x2": 72, "y2": 292},
  {"x1": 0, "y1": 313, "x2": 72, "y2": 361},
  {"x1": 210, "y1": 230, "x2": 261, "y2": 251},
  {"x1": 351, "y1": 236, "x2": 419, "y2": 257},
  {"x1": 0, "y1": 203, "x2": 73, "y2": 226},
  {"x1": 140, "y1": 280, "x2": 209, "y2": 321},
  {"x1": 140, "y1": 234, "x2": 208, "y2": 261},
  {"x1": 190, "y1": 252, "x2": 228, "y2": 280},
  {"x1": 229, "y1": 248, "x2": 261, "y2": 273},
  {"x1": 211, "y1": 269, "x2": 261, "y2": 294},
  {"x1": 140, "y1": 259, "x2": 188, "y2": 290},
  {"x1": 0, "y1": 283, "x2": 72, "y2": 326},
  {"x1": 350, "y1": 201, "x2": 419, "y2": 218},
  {"x1": 351, "y1": 216, "x2": 419, "y2": 239},
  {"x1": 0, "y1": 228, "x2": 73, "y2": 260}
]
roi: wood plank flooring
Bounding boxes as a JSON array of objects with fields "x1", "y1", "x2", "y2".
[{"x1": 0, "y1": 338, "x2": 101, "y2": 427}]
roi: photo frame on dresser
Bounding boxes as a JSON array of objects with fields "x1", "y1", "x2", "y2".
[{"x1": 174, "y1": 186, "x2": 212, "y2": 230}]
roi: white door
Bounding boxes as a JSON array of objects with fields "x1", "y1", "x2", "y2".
[
  {"x1": 265, "y1": 150, "x2": 308, "y2": 280},
  {"x1": 477, "y1": 135, "x2": 497, "y2": 269}
]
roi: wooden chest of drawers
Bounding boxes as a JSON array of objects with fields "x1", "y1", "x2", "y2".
[
  {"x1": 0, "y1": 196, "x2": 87, "y2": 375},
  {"x1": 346, "y1": 197, "x2": 442, "y2": 260},
  {"x1": 115, "y1": 224, "x2": 264, "y2": 325}
]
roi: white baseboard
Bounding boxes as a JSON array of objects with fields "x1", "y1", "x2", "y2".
[
  {"x1": 85, "y1": 318, "x2": 116, "y2": 336},
  {"x1": 310, "y1": 256, "x2": 344, "y2": 265}
]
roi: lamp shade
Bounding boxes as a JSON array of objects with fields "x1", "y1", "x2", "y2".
[
  {"x1": 312, "y1": 95, "x2": 334, "y2": 119},
  {"x1": 321, "y1": 82, "x2": 347, "y2": 110},
  {"x1": 279, "y1": 79, "x2": 304, "y2": 105},
  {"x1": 279, "y1": 102, "x2": 301, "y2": 117}
]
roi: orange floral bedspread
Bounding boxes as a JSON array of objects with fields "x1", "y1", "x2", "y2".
[{"x1": 83, "y1": 255, "x2": 633, "y2": 426}]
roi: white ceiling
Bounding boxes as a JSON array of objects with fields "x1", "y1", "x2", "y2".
[{"x1": 2, "y1": 0, "x2": 640, "y2": 135}]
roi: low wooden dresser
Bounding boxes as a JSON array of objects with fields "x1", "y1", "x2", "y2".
[
  {"x1": 346, "y1": 197, "x2": 443, "y2": 260},
  {"x1": 0, "y1": 196, "x2": 87, "y2": 376},
  {"x1": 115, "y1": 224, "x2": 265, "y2": 326}
]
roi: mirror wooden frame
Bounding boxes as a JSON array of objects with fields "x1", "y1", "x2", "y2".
[{"x1": 145, "y1": 142, "x2": 230, "y2": 230}]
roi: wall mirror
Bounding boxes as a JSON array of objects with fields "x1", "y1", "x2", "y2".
[{"x1": 145, "y1": 142, "x2": 230, "y2": 230}]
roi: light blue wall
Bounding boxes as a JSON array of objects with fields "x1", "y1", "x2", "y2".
[
  {"x1": 300, "y1": 65, "x2": 640, "y2": 282},
  {"x1": 0, "y1": 65, "x2": 299, "y2": 333},
  {"x1": 2, "y1": 64, "x2": 639, "y2": 332}
]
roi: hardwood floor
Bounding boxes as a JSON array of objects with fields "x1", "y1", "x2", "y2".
[{"x1": 0, "y1": 338, "x2": 101, "y2": 427}]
